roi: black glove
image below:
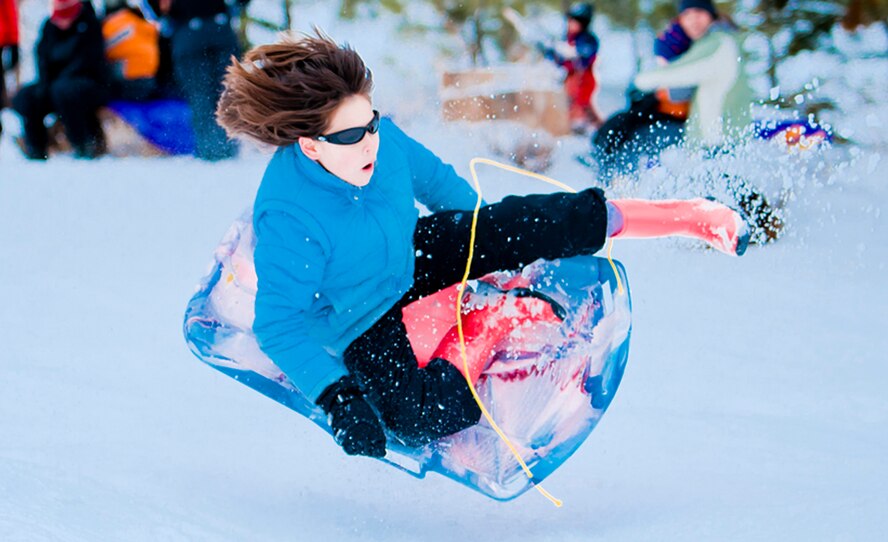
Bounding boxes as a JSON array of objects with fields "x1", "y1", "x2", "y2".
[
  {"x1": 316, "y1": 376, "x2": 387, "y2": 458},
  {"x1": 2, "y1": 45, "x2": 19, "y2": 71}
]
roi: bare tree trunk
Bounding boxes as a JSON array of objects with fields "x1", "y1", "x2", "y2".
[
  {"x1": 470, "y1": 12, "x2": 486, "y2": 66},
  {"x1": 763, "y1": 7, "x2": 779, "y2": 91},
  {"x1": 238, "y1": 10, "x2": 250, "y2": 49},
  {"x1": 631, "y1": 29, "x2": 642, "y2": 73},
  {"x1": 283, "y1": 0, "x2": 293, "y2": 30},
  {"x1": 766, "y1": 37, "x2": 779, "y2": 90},
  {"x1": 630, "y1": 1, "x2": 642, "y2": 74}
]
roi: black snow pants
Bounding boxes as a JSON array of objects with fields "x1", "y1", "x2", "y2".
[
  {"x1": 12, "y1": 77, "x2": 108, "y2": 159},
  {"x1": 170, "y1": 18, "x2": 240, "y2": 161},
  {"x1": 343, "y1": 188, "x2": 609, "y2": 447}
]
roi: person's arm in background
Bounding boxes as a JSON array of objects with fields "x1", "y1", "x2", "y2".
[
  {"x1": 537, "y1": 39, "x2": 576, "y2": 74},
  {"x1": 634, "y1": 32, "x2": 735, "y2": 93},
  {"x1": 252, "y1": 210, "x2": 346, "y2": 402},
  {"x1": 651, "y1": 19, "x2": 696, "y2": 102}
]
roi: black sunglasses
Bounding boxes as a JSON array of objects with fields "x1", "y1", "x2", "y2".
[{"x1": 317, "y1": 110, "x2": 380, "y2": 145}]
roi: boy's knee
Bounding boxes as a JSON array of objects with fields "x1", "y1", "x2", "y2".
[{"x1": 381, "y1": 358, "x2": 482, "y2": 447}]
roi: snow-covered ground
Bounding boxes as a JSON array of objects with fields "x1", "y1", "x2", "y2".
[{"x1": 1, "y1": 3, "x2": 887, "y2": 541}]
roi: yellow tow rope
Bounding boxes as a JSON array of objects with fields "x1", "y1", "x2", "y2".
[{"x1": 457, "y1": 158, "x2": 623, "y2": 507}]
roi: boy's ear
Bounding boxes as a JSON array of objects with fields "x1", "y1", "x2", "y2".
[{"x1": 298, "y1": 137, "x2": 322, "y2": 160}]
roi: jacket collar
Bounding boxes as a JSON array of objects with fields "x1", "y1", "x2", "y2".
[{"x1": 288, "y1": 144, "x2": 368, "y2": 201}]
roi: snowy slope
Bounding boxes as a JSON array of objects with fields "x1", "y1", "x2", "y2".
[{"x1": 2, "y1": 3, "x2": 887, "y2": 541}]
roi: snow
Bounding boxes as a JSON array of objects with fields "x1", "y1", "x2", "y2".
[{"x1": 1, "y1": 3, "x2": 887, "y2": 541}]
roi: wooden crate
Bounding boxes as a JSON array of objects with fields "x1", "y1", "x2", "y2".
[{"x1": 440, "y1": 68, "x2": 569, "y2": 137}]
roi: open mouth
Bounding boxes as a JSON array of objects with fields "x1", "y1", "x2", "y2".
[{"x1": 362, "y1": 162, "x2": 374, "y2": 172}]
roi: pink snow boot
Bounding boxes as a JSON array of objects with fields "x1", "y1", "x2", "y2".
[{"x1": 609, "y1": 198, "x2": 749, "y2": 256}]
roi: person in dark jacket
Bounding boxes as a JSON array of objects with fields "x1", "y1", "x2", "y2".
[
  {"x1": 0, "y1": 0, "x2": 20, "y2": 142},
  {"x1": 12, "y1": 0, "x2": 109, "y2": 160},
  {"x1": 213, "y1": 33, "x2": 748, "y2": 459},
  {"x1": 148, "y1": 0, "x2": 249, "y2": 160},
  {"x1": 591, "y1": 18, "x2": 692, "y2": 180}
]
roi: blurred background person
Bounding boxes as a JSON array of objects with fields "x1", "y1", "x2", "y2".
[
  {"x1": 633, "y1": 0, "x2": 752, "y2": 148},
  {"x1": 102, "y1": 0, "x2": 159, "y2": 101},
  {"x1": 147, "y1": 0, "x2": 250, "y2": 161},
  {"x1": 592, "y1": 15, "x2": 692, "y2": 180},
  {"x1": 630, "y1": 1, "x2": 778, "y2": 242},
  {"x1": 0, "y1": 0, "x2": 20, "y2": 144},
  {"x1": 592, "y1": 0, "x2": 752, "y2": 180},
  {"x1": 537, "y1": 2, "x2": 603, "y2": 134},
  {"x1": 12, "y1": 0, "x2": 109, "y2": 160}
]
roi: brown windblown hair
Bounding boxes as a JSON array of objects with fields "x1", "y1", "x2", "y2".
[{"x1": 216, "y1": 30, "x2": 373, "y2": 147}]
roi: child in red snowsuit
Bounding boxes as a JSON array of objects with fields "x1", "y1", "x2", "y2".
[{"x1": 539, "y1": 3, "x2": 603, "y2": 133}]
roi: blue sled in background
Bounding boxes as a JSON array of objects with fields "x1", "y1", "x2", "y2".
[{"x1": 108, "y1": 99, "x2": 196, "y2": 156}]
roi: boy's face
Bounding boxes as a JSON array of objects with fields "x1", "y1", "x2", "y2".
[
  {"x1": 299, "y1": 94, "x2": 380, "y2": 187},
  {"x1": 678, "y1": 8, "x2": 714, "y2": 40}
]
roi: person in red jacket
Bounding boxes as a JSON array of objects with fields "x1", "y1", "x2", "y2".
[{"x1": 0, "y1": 0, "x2": 20, "y2": 141}]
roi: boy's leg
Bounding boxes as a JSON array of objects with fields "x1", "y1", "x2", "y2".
[
  {"x1": 609, "y1": 198, "x2": 749, "y2": 256},
  {"x1": 342, "y1": 190, "x2": 608, "y2": 446},
  {"x1": 342, "y1": 305, "x2": 481, "y2": 447},
  {"x1": 407, "y1": 187, "x2": 609, "y2": 301},
  {"x1": 406, "y1": 189, "x2": 746, "y2": 301},
  {"x1": 345, "y1": 190, "x2": 747, "y2": 447}
]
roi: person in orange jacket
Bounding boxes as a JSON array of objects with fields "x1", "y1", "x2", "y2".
[
  {"x1": 102, "y1": 0, "x2": 160, "y2": 101},
  {"x1": 0, "y1": 0, "x2": 20, "y2": 141}
]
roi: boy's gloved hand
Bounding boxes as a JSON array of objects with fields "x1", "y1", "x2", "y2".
[{"x1": 316, "y1": 376, "x2": 386, "y2": 458}]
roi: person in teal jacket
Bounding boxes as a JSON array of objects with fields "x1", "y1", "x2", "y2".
[
  {"x1": 216, "y1": 32, "x2": 749, "y2": 458},
  {"x1": 633, "y1": 0, "x2": 753, "y2": 147}
]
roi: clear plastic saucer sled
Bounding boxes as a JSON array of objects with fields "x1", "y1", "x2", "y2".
[{"x1": 184, "y1": 214, "x2": 632, "y2": 501}]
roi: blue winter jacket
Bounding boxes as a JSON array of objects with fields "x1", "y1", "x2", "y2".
[{"x1": 252, "y1": 118, "x2": 480, "y2": 401}]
